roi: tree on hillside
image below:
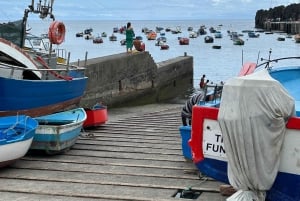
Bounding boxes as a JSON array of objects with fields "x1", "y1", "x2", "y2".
[{"x1": 255, "y1": 3, "x2": 300, "y2": 28}]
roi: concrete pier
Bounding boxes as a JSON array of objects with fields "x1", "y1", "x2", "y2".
[
  {"x1": 263, "y1": 21, "x2": 300, "y2": 34},
  {"x1": 74, "y1": 51, "x2": 193, "y2": 108}
]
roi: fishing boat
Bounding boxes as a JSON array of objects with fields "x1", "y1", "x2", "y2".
[
  {"x1": 188, "y1": 56, "x2": 300, "y2": 201},
  {"x1": 248, "y1": 31, "x2": 259, "y2": 38},
  {"x1": 0, "y1": 115, "x2": 38, "y2": 167},
  {"x1": 204, "y1": 36, "x2": 214, "y2": 43},
  {"x1": 212, "y1": 45, "x2": 221, "y2": 49},
  {"x1": 214, "y1": 31, "x2": 222, "y2": 38},
  {"x1": 83, "y1": 103, "x2": 108, "y2": 128},
  {"x1": 109, "y1": 34, "x2": 117, "y2": 41},
  {"x1": 120, "y1": 39, "x2": 126, "y2": 46},
  {"x1": 147, "y1": 31, "x2": 157, "y2": 40},
  {"x1": 189, "y1": 31, "x2": 198, "y2": 38},
  {"x1": 31, "y1": 108, "x2": 87, "y2": 154},
  {"x1": 160, "y1": 43, "x2": 169, "y2": 50},
  {"x1": 0, "y1": 0, "x2": 88, "y2": 117},
  {"x1": 179, "y1": 37, "x2": 189, "y2": 45},
  {"x1": 233, "y1": 37, "x2": 244, "y2": 45},
  {"x1": 101, "y1": 32, "x2": 107, "y2": 37},
  {"x1": 93, "y1": 36, "x2": 103, "y2": 44}
]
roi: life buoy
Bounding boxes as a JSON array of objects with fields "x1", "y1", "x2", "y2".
[{"x1": 48, "y1": 21, "x2": 66, "y2": 45}]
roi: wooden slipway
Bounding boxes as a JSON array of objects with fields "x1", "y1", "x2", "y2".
[{"x1": 0, "y1": 104, "x2": 227, "y2": 201}]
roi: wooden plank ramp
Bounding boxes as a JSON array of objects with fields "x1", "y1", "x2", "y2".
[{"x1": 0, "y1": 104, "x2": 228, "y2": 201}]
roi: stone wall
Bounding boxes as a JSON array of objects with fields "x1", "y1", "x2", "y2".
[
  {"x1": 74, "y1": 51, "x2": 193, "y2": 108},
  {"x1": 263, "y1": 21, "x2": 300, "y2": 34}
]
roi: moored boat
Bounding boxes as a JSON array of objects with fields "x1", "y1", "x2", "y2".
[
  {"x1": 84, "y1": 28, "x2": 93, "y2": 35},
  {"x1": 277, "y1": 36, "x2": 285, "y2": 41},
  {"x1": 147, "y1": 31, "x2": 157, "y2": 40},
  {"x1": 212, "y1": 45, "x2": 221, "y2": 49},
  {"x1": 0, "y1": 115, "x2": 38, "y2": 167},
  {"x1": 248, "y1": 31, "x2": 259, "y2": 38},
  {"x1": 160, "y1": 43, "x2": 169, "y2": 50},
  {"x1": 76, "y1": 32, "x2": 83, "y2": 37},
  {"x1": 233, "y1": 37, "x2": 244, "y2": 45},
  {"x1": 31, "y1": 108, "x2": 87, "y2": 154},
  {"x1": 120, "y1": 39, "x2": 126, "y2": 46},
  {"x1": 214, "y1": 31, "x2": 222, "y2": 38},
  {"x1": 101, "y1": 32, "x2": 107, "y2": 37},
  {"x1": 189, "y1": 31, "x2": 198, "y2": 38},
  {"x1": 204, "y1": 36, "x2": 214, "y2": 43},
  {"x1": 93, "y1": 36, "x2": 103, "y2": 44},
  {"x1": 84, "y1": 34, "x2": 94, "y2": 40},
  {"x1": 179, "y1": 37, "x2": 189, "y2": 45},
  {"x1": 109, "y1": 34, "x2": 117, "y2": 41},
  {"x1": 189, "y1": 56, "x2": 300, "y2": 201}
]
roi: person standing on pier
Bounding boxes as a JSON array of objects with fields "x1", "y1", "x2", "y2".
[
  {"x1": 126, "y1": 22, "x2": 135, "y2": 53},
  {"x1": 199, "y1": 74, "x2": 206, "y2": 89}
]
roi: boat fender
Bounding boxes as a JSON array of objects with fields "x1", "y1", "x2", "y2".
[
  {"x1": 238, "y1": 62, "x2": 256, "y2": 76},
  {"x1": 48, "y1": 21, "x2": 66, "y2": 45}
]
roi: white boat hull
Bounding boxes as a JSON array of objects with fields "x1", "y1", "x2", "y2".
[{"x1": 0, "y1": 137, "x2": 33, "y2": 167}]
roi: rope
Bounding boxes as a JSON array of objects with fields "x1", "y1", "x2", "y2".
[{"x1": 2, "y1": 115, "x2": 20, "y2": 134}]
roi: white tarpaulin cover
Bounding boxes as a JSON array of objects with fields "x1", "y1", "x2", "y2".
[{"x1": 218, "y1": 69, "x2": 295, "y2": 201}]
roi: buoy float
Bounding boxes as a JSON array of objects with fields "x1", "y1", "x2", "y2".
[{"x1": 48, "y1": 21, "x2": 66, "y2": 45}]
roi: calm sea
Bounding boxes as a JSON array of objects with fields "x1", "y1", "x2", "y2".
[{"x1": 26, "y1": 19, "x2": 300, "y2": 88}]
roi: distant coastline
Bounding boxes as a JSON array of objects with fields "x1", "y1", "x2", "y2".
[{"x1": 255, "y1": 3, "x2": 300, "y2": 33}]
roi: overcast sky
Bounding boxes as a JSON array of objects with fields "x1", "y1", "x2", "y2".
[{"x1": 0, "y1": 0, "x2": 299, "y2": 21}]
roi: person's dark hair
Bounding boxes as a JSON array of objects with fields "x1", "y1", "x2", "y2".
[{"x1": 127, "y1": 22, "x2": 131, "y2": 29}]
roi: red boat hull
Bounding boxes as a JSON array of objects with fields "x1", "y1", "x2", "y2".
[{"x1": 83, "y1": 107, "x2": 108, "y2": 128}]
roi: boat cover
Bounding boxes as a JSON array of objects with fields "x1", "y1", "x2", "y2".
[{"x1": 218, "y1": 69, "x2": 295, "y2": 200}]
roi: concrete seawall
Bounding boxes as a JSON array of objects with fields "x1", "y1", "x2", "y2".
[
  {"x1": 74, "y1": 51, "x2": 193, "y2": 108},
  {"x1": 263, "y1": 21, "x2": 300, "y2": 34}
]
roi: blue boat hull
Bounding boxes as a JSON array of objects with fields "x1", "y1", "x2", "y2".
[
  {"x1": 31, "y1": 108, "x2": 87, "y2": 153},
  {"x1": 0, "y1": 115, "x2": 38, "y2": 167},
  {"x1": 0, "y1": 76, "x2": 88, "y2": 117},
  {"x1": 195, "y1": 158, "x2": 300, "y2": 201},
  {"x1": 269, "y1": 66, "x2": 300, "y2": 116}
]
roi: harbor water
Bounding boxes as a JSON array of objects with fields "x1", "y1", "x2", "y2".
[{"x1": 24, "y1": 19, "x2": 300, "y2": 88}]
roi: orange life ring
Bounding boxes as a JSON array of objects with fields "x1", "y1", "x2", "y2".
[{"x1": 48, "y1": 21, "x2": 66, "y2": 45}]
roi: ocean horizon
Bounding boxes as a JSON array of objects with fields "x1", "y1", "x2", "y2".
[{"x1": 12, "y1": 18, "x2": 300, "y2": 88}]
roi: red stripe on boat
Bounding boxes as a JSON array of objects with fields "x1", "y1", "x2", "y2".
[
  {"x1": 189, "y1": 106, "x2": 218, "y2": 163},
  {"x1": 189, "y1": 105, "x2": 299, "y2": 163},
  {"x1": 286, "y1": 116, "x2": 300, "y2": 129}
]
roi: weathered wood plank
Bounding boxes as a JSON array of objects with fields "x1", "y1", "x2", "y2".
[
  {"x1": 0, "y1": 168, "x2": 222, "y2": 191},
  {"x1": 11, "y1": 160, "x2": 198, "y2": 180},
  {"x1": 0, "y1": 192, "x2": 110, "y2": 201},
  {"x1": 23, "y1": 155, "x2": 196, "y2": 170},
  {"x1": 0, "y1": 178, "x2": 179, "y2": 200},
  {"x1": 72, "y1": 144, "x2": 182, "y2": 155},
  {"x1": 75, "y1": 139, "x2": 182, "y2": 150}
]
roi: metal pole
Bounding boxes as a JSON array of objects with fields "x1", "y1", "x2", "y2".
[{"x1": 84, "y1": 51, "x2": 88, "y2": 67}]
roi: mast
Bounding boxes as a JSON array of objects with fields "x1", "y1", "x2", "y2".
[{"x1": 22, "y1": 0, "x2": 55, "y2": 47}]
